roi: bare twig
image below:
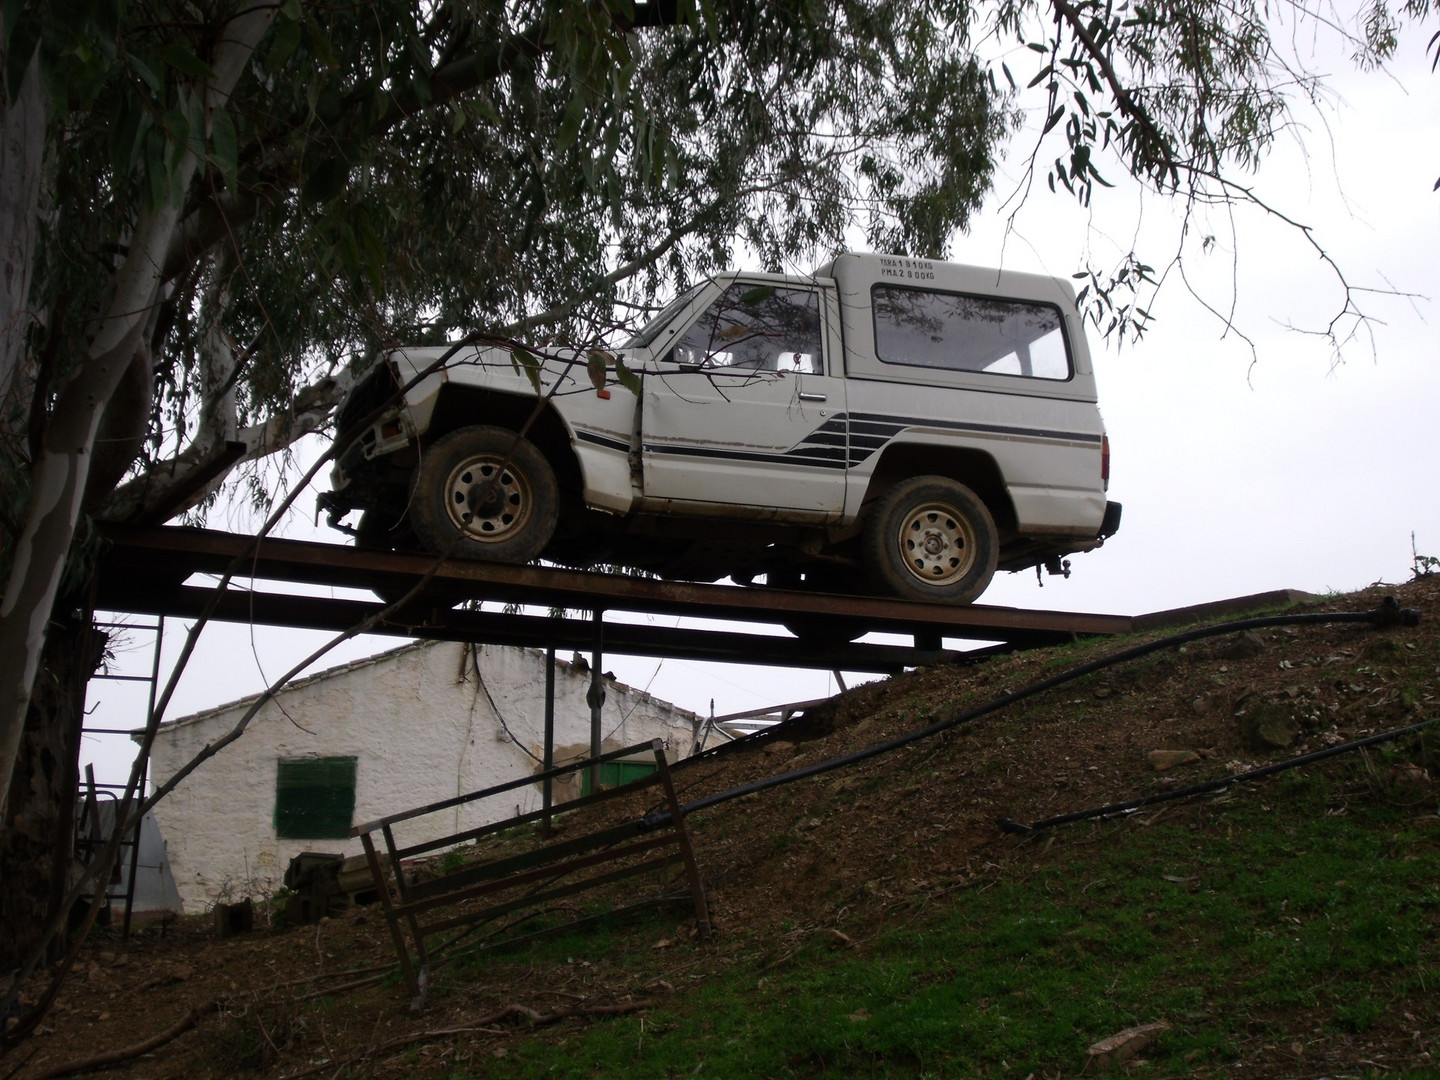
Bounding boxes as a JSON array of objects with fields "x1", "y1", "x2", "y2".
[
  {"x1": 291, "y1": 972, "x2": 393, "y2": 1003},
  {"x1": 27, "y1": 1000, "x2": 219, "y2": 1080},
  {"x1": 276, "y1": 999, "x2": 659, "y2": 1080}
]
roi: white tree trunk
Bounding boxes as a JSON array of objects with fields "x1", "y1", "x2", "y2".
[
  {"x1": 0, "y1": 24, "x2": 46, "y2": 429},
  {"x1": 97, "y1": 368, "x2": 355, "y2": 522},
  {"x1": 0, "y1": 5, "x2": 275, "y2": 818}
]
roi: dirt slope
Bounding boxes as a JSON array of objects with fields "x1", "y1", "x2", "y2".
[{"x1": 5, "y1": 575, "x2": 1437, "y2": 1079}]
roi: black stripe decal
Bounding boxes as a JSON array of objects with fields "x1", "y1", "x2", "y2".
[
  {"x1": 575, "y1": 430, "x2": 631, "y2": 453},
  {"x1": 645, "y1": 444, "x2": 848, "y2": 469},
  {"x1": 852, "y1": 411, "x2": 1103, "y2": 445},
  {"x1": 641, "y1": 410, "x2": 1099, "y2": 473}
]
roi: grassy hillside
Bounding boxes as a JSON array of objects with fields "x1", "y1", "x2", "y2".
[{"x1": 9, "y1": 577, "x2": 1438, "y2": 1080}]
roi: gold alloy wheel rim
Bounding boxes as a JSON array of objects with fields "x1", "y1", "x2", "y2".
[
  {"x1": 444, "y1": 455, "x2": 532, "y2": 543},
  {"x1": 898, "y1": 501, "x2": 975, "y2": 586}
]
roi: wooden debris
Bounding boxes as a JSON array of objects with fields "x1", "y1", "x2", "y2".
[
  {"x1": 1087, "y1": 1020, "x2": 1170, "y2": 1067},
  {"x1": 1147, "y1": 750, "x2": 1200, "y2": 771}
]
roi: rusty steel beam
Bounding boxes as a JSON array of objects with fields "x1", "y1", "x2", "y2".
[
  {"x1": 92, "y1": 581, "x2": 998, "y2": 673},
  {"x1": 96, "y1": 525, "x2": 1134, "y2": 647}
]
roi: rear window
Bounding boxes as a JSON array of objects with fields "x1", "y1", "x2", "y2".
[{"x1": 872, "y1": 286, "x2": 1072, "y2": 381}]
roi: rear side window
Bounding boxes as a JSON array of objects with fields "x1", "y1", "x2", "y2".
[{"x1": 872, "y1": 286, "x2": 1072, "y2": 380}]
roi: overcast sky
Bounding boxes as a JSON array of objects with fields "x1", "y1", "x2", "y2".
[{"x1": 81, "y1": 27, "x2": 1440, "y2": 784}]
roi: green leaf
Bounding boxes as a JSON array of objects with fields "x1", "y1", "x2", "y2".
[
  {"x1": 127, "y1": 53, "x2": 162, "y2": 94},
  {"x1": 267, "y1": 16, "x2": 302, "y2": 67},
  {"x1": 155, "y1": 42, "x2": 216, "y2": 81},
  {"x1": 612, "y1": 357, "x2": 642, "y2": 397},
  {"x1": 162, "y1": 107, "x2": 190, "y2": 170},
  {"x1": 186, "y1": 91, "x2": 208, "y2": 158},
  {"x1": 144, "y1": 128, "x2": 168, "y2": 209},
  {"x1": 302, "y1": 157, "x2": 350, "y2": 203},
  {"x1": 556, "y1": 93, "x2": 587, "y2": 153},
  {"x1": 472, "y1": 89, "x2": 502, "y2": 125},
  {"x1": 108, "y1": 98, "x2": 143, "y2": 175},
  {"x1": 510, "y1": 346, "x2": 542, "y2": 392},
  {"x1": 316, "y1": 87, "x2": 344, "y2": 123},
  {"x1": 586, "y1": 349, "x2": 609, "y2": 391},
  {"x1": 210, "y1": 105, "x2": 238, "y2": 189}
]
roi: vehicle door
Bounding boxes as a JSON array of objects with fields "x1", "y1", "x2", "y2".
[{"x1": 639, "y1": 280, "x2": 847, "y2": 516}]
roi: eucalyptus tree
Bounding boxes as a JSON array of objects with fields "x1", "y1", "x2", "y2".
[
  {"x1": 0, "y1": 0, "x2": 1008, "y2": 971},
  {"x1": 0, "y1": 0, "x2": 1433, "y2": 991}
]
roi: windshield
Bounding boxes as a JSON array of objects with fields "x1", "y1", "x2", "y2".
[{"x1": 624, "y1": 283, "x2": 707, "y2": 349}]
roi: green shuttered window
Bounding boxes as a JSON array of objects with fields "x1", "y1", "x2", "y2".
[
  {"x1": 579, "y1": 759, "x2": 658, "y2": 797},
  {"x1": 275, "y1": 757, "x2": 357, "y2": 839}
]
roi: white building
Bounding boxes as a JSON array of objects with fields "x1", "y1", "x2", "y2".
[{"x1": 146, "y1": 640, "x2": 701, "y2": 911}]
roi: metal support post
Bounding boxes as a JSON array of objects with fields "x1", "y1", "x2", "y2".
[
  {"x1": 543, "y1": 644, "x2": 556, "y2": 829},
  {"x1": 587, "y1": 609, "x2": 605, "y2": 794}
]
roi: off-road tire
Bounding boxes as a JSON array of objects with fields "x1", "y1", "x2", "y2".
[
  {"x1": 775, "y1": 564, "x2": 868, "y2": 642},
  {"x1": 863, "y1": 477, "x2": 998, "y2": 604},
  {"x1": 409, "y1": 425, "x2": 559, "y2": 564},
  {"x1": 355, "y1": 510, "x2": 420, "y2": 605}
]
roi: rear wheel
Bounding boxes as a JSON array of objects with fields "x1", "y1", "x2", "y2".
[
  {"x1": 863, "y1": 477, "x2": 998, "y2": 604},
  {"x1": 409, "y1": 425, "x2": 559, "y2": 563},
  {"x1": 775, "y1": 565, "x2": 868, "y2": 643}
]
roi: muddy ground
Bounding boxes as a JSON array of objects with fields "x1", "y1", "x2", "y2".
[{"x1": 4, "y1": 574, "x2": 1437, "y2": 1079}]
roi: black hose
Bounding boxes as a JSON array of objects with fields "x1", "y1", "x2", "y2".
[
  {"x1": 998, "y1": 715, "x2": 1440, "y2": 835},
  {"x1": 639, "y1": 597, "x2": 1421, "y2": 829}
]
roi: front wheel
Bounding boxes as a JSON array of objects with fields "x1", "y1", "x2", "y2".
[
  {"x1": 355, "y1": 509, "x2": 405, "y2": 552},
  {"x1": 863, "y1": 477, "x2": 998, "y2": 604},
  {"x1": 409, "y1": 425, "x2": 559, "y2": 563}
]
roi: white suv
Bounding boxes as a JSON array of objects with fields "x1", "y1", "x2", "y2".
[{"x1": 323, "y1": 253, "x2": 1121, "y2": 605}]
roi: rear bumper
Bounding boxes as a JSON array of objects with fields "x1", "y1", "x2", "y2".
[{"x1": 1100, "y1": 500, "x2": 1123, "y2": 538}]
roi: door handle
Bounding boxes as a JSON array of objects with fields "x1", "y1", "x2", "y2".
[{"x1": 798, "y1": 392, "x2": 827, "y2": 402}]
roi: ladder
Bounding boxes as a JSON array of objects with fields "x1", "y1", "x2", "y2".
[{"x1": 78, "y1": 615, "x2": 165, "y2": 938}]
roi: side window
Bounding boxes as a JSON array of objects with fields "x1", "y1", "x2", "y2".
[
  {"x1": 275, "y1": 756, "x2": 357, "y2": 840},
  {"x1": 872, "y1": 286, "x2": 1072, "y2": 380},
  {"x1": 669, "y1": 284, "x2": 823, "y2": 373}
]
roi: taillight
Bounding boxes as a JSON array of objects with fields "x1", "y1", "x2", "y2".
[{"x1": 1101, "y1": 434, "x2": 1111, "y2": 490}]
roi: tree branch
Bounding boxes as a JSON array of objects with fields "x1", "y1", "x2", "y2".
[
  {"x1": 97, "y1": 369, "x2": 354, "y2": 523},
  {"x1": 1049, "y1": 0, "x2": 1181, "y2": 186},
  {"x1": 276, "y1": 1000, "x2": 660, "y2": 1080},
  {"x1": 27, "y1": 1001, "x2": 220, "y2": 1080},
  {"x1": 165, "y1": 0, "x2": 689, "y2": 284}
]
